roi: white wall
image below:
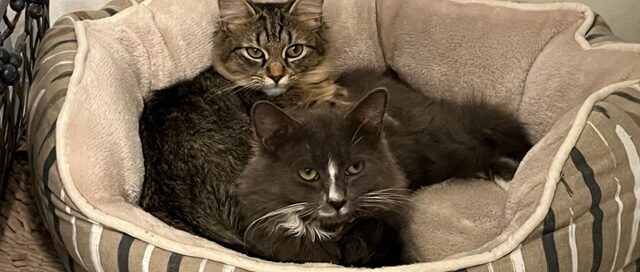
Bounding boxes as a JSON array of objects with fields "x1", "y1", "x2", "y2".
[
  {"x1": 50, "y1": 0, "x2": 108, "y2": 23},
  {"x1": 50, "y1": 0, "x2": 640, "y2": 42},
  {"x1": 501, "y1": 0, "x2": 640, "y2": 43}
]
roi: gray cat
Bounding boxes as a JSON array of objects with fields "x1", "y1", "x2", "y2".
[
  {"x1": 337, "y1": 69, "x2": 532, "y2": 190},
  {"x1": 238, "y1": 90, "x2": 409, "y2": 266}
]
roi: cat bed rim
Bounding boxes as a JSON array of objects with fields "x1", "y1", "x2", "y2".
[
  {"x1": 52, "y1": 1, "x2": 640, "y2": 271},
  {"x1": 393, "y1": 0, "x2": 640, "y2": 54}
]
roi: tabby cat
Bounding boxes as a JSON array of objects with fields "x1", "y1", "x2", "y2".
[
  {"x1": 337, "y1": 70, "x2": 532, "y2": 190},
  {"x1": 139, "y1": 0, "x2": 339, "y2": 252}
]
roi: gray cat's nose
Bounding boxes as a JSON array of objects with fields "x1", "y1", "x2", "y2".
[{"x1": 328, "y1": 199, "x2": 346, "y2": 210}]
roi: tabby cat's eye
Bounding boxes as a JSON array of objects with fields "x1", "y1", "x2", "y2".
[
  {"x1": 244, "y1": 47, "x2": 265, "y2": 60},
  {"x1": 346, "y1": 161, "x2": 364, "y2": 175},
  {"x1": 285, "y1": 44, "x2": 305, "y2": 59},
  {"x1": 298, "y1": 168, "x2": 319, "y2": 181}
]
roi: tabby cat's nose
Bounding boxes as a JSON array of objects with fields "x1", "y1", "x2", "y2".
[
  {"x1": 267, "y1": 62, "x2": 284, "y2": 83},
  {"x1": 269, "y1": 74, "x2": 284, "y2": 83}
]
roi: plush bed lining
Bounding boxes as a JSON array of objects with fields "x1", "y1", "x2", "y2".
[
  {"x1": 54, "y1": 0, "x2": 640, "y2": 270},
  {"x1": 447, "y1": 0, "x2": 640, "y2": 53}
]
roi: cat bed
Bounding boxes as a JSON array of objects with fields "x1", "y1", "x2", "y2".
[{"x1": 27, "y1": 0, "x2": 640, "y2": 271}]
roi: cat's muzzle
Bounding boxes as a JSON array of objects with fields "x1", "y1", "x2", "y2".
[{"x1": 262, "y1": 86, "x2": 289, "y2": 96}]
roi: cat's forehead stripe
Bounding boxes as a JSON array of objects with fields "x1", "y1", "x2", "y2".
[
  {"x1": 257, "y1": 8, "x2": 286, "y2": 43},
  {"x1": 255, "y1": 7, "x2": 296, "y2": 48},
  {"x1": 268, "y1": 12, "x2": 283, "y2": 41}
]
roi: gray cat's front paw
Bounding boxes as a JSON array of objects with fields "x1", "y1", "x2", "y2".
[{"x1": 474, "y1": 157, "x2": 521, "y2": 184}]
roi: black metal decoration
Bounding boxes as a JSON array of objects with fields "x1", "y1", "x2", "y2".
[{"x1": 0, "y1": 0, "x2": 49, "y2": 194}]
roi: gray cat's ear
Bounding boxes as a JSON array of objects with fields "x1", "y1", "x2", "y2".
[
  {"x1": 345, "y1": 88, "x2": 388, "y2": 140},
  {"x1": 287, "y1": 0, "x2": 323, "y2": 28},
  {"x1": 251, "y1": 101, "x2": 300, "y2": 152},
  {"x1": 218, "y1": 0, "x2": 257, "y2": 27}
]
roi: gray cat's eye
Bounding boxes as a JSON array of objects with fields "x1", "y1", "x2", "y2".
[
  {"x1": 285, "y1": 44, "x2": 305, "y2": 60},
  {"x1": 298, "y1": 167, "x2": 319, "y2": 181},
  {"x1": 244, "y1": 47, "x2": 265, "y2": 61},
  {"x1": 346, "y1": 161, "x2": 364, "y2": 175}
]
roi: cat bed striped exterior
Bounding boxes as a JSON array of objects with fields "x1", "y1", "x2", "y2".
[{"x1": 27, "y1": 0, "x2": 640, "y2": 271}]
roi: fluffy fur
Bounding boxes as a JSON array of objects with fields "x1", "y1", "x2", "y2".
[
  {"x1": 337, "y1": 70, "x2": 532, "y2": 189},
  {"x1": 140, "y1": 85, "x2": 409, "y2": 266},
  {"x1": 139, "y1": 0, "x2": 406, "y2": 267},
  {"x1": 211, "y1": 0, "x2": 344, "y2": 103},
  {"x1": 139, "y1": 68, "x2": 250, "y2": 250},
  {"x1": 237, "y1": 90, "x2": 409, "y2": 266},
  {"x1": 139, "y1": 0, "x2": 339, "y2": 252}
]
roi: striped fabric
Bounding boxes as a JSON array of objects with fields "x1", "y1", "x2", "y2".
[
  {"x1": 26, "y1": 1, "x2": 640, "y2": 272},
  {"x1": 28, "y1": 2, "x2": 245, "y2": 271},
  {"x1": 465, "y1": 86, "x2": 640, "y2": 272}
]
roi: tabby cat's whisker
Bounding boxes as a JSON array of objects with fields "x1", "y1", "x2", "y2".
[
  {"x1": 212, "y1": 78, "x2": 261, "y2": 95},
  {"x1": 212, "y1": 79, "x2": 245, "y2": 94}
]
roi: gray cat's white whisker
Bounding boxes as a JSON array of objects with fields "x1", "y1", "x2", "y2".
[
  {"x1": 255, "y1": 204, "x2": 339, "y2": 242},
  {"x1": 280, "y1": 214, "x2": 306, "y2": 237},
  {"x1": 306, "y1": 224, "x2": 336, "y2": 242},
  {"x1": 356, "y1": 188, "x2": 413, "y2": 213},
  {"x1": 244, "y1": 202, "x2": 308, "y2": 242},
  {"x1": 299, "y1": 205, "x2": 320, "y2": 218},
  {"x1": 361, "y1": 193, "x2": 413, "y2": 204}
]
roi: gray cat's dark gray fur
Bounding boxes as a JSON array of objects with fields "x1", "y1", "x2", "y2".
[
  {"x1": 237, "y1": 90, "x2": 409, "y2": 266},
  {"x1": 337, "y1": 69, "x2": 532, "y2": 190}
]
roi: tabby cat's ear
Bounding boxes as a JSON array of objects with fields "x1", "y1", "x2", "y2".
[
  {"x1": 345, "y1": 88, "x2": 388, "y2": 142},
  {"x1": 251, "y1": 101, "x2": 300, "y2": 153},
  {"x1": 287, "y1": 0, "x2": 323, "y2": 29},
  {"x1": 218, "y1": 0, "x2": 257, "y2": 28}
]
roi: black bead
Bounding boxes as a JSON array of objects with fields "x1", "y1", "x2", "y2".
[
  {"x1": 0, "y1": 48, "x2": 9, "y2": 64},
  {"x1": 2, "y1": 64, "x2": 19, "y2": 84},
  {"x1": 9, "y1": 0, "x2": 26, "y2": 12},
  {"x1": 27, "y1": 4, "x2": 44, "y2": 18},
  {"x1": 9, "y1": 53, "x2": 22, "y2": 67}
]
